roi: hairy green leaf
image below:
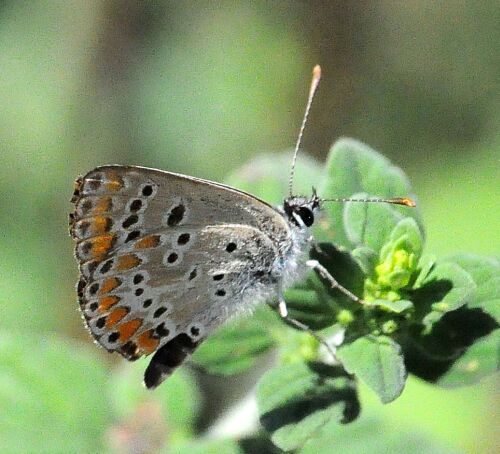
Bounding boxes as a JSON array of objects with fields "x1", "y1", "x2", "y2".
[
  {"x1": 225, "y1": 151, "x2": 322, "y2": 205},
  {"x1": 343, "y1": 195, "x2": 405, "y2": 254},
  {"x1": 299, "y1": 416, "x2": 461, "y2": 454},
  {"x1": 337, "y1": 335, "x2": 407, "y2": 403},
  {"x1": 404, "y1": 254, "x2": 499, "y2": 386},
  {"x1": 192, "y1": 307, "x2": 276, "y2": 375},
  {"x1": 351, "y1": 246, "x2": 378, "y2": 277},
  {"x1": 369, "y1": 299, "x2": 414, "y2": 314},
  {"x1": 318, "y1": 138, "x2": 421, "y2": 249},
  {"x1": 110, "y1": 361, "x2": 200, "y2": 444},
  {"x1": 0, "y1": 332, "x2": 109, "y2": 453},
  {"x1": 443, "y1": 254, "x2": 499, "y2": 321},
  {"x1": 169, "y1": 439, "x2": 242, "y2": 454},
  {"x1": 257, "y1": 362, "x2": 359, "y2": 451},
  {"x1": 418, "y1": 262, "x2": 476, "y2": 330}
]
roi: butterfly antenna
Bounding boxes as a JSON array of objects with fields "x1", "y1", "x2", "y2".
[
  {"x1": 288, "y1": 65, "x2": 322, "y2": 197},
  {"x1": 320, "y1": 196, "x2": 416, "y2": 207}
]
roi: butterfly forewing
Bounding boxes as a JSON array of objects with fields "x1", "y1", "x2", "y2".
[{"x1": 70, "y1": 165, "x2": 291, "y2": 385}]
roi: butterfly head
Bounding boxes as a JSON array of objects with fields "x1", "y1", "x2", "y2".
[{"x1": 283, "y1": 189, "x2": 321, "y2": 228}]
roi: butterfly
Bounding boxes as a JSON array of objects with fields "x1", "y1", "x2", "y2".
[{"x1": 69, "y1": 66, "x2": 414, "y2": 389}]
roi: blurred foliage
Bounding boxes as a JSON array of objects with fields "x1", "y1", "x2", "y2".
[{"x1": 1, "y1": 1, "x2": 498, "y2": 453}]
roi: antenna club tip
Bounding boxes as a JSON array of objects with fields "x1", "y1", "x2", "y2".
[
  {"x1": 394, "y1": 197, "x2": 417, "y2": 207},
  {"x1": 313, "y1": 64, "x2": 321, "y2": 77}
]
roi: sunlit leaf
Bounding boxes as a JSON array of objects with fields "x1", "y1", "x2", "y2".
[
  {"x1": 318, "y1": 138, "x2": 421, "y2": 250},
  {"x1": 0, "y1": 332, "x2": 110, "y2": 453},
  {"x1": 192, "y1": 307, "x2": 277, "y2": 375},
  {"x1": 257, "y1": 362, "x2": 359, "y2": 451},
  {"x1": 337, "y1": 335, "x2": 407, "y2": 403}
]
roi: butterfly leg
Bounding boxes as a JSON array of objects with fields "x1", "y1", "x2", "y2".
[
  {"x1": 277, "y1": 291, "x2": 337, "y2": 361},
  {"x1": 306, "y1": 259, "x2": 366, "y2": 305},
  {"x1": 307, "y1": 235, "x2": 324, "y2": 255}
]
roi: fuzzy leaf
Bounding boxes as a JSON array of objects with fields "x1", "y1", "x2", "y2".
[
  {"x1": 282, "y1": 283, "x2": 337, "y2": 330},
  {"x1": 343, "y1": 194, "x2": 406, "y2": 254},
  {"x1": 257, "y1": 362, "x2": 359, "y2": 451},
  {"x1": 386, "y1": 217, "x2": 423, "y2": 255},
  {"x1": 225, "y1": 151, "x2": 322, "y2": 205},
  {"x1": 404, "y1": 254, "x2": 499, "y2": 386},
  {"x1": 169, "y1": 439, "x2": 243, "y2": 454},
  {"x1": 318, "y1": 138, "x2": 421, "y2": 249},
  {"x1": 282, "y1": 243, "x2": 365, "y2": 330},
  {"x1": 0, "y1": 332, "x2": 109, "y2": 453},
  {"x1": 299, "y1": 416, "x2": 462, "y2": 454},
  {"x1": 337, "y1": 335, "x2": 407, "y2": 403},
  {"x1": 413, "y1": 254, "x2": 436, "y2": 289},
  {"x1": 443, "y1": 254, "x2": 500, "y2": 321},
  {"x1": 110, "y1": 361, "x2": 200, "y2": 443},
  {"x1": 191, "y1": 307, "x2": 276, "y2": 375},
  {"x1": 418, "y1": 262, "x2": 476, "y2": 330},
  {"x1": 169, "y1": 437, "x2": 282, "y2": 454},
  {"x1": 436, "y1": 330, "x2": 500, "y2": 387},
  {"x1": 351, "y1": 246, "x2": 378, "y2": 277},
  {"x1": 370, "y1": 299, "x2": 414, "y2": 314}
]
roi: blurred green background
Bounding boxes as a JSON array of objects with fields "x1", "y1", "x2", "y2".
[{"x1": 1, "y1": 1, "x2": 498, "y2": 453}]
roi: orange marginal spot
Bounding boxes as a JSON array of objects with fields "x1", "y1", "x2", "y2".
[
  {"x1": 134, "y1": 234, "x2": 161, "y2": 250},
  {"x1": 91, "y1": 216, "x2": 112, "y2": 235},
  {"x1": 98, "y1": 277, "x2": 121, "y2": 295},
  {"x1": 93, "y1": 196, "x2": 112, "y2": 214},
  {"x1": 117, "y1": 319, "x2": 142, "y2": 342},
  {"x1": 90, "y1": 234, "x2": 115, "y2": 258},
  {"x1": 98, "y1": 295, "x2": 120, "y2": 312},
  {"x1": 104, "y1": 172, "x2": 124, "y2": 192},
  {"x1": 106, "y1": 307, "x2": 129, "y2": 329},
  {"x1": 116, "y1": 254, "x2": 142, "y2": 271},
  {"x1": 136, "y1": 329, "x2": 160, "y2": 355}
]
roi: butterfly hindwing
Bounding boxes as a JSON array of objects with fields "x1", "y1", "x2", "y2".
[{"x1": 70, "y1": 165, "x2": 290, "y2": 385}]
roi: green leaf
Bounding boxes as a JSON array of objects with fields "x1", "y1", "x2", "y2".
[
  {"x1": 337, "y1": 335, "x2": 407, "y2": 403},
  {"x1": 0, "y1": 332, "x2": 110, "y2": 453},
  {"x1": 343, "y1": 194, "x2": 405, "y2": 254},
  {"x1": 257, "y1": 362, "x2": 359, "y2": 451},
  {"x1": 109, "y1": 361, "x2": 200, "y2": 444},
  {"x1": 282, "y1": 283, "x2": 337, "y2": 330},
  {"x1": 370, "y1": 299, "x2": 414, "y2": 314},
  {"x1": 383, "y1": 217, "x2": 424, "y2": 261},
  {"x1": 298, "y1": 416, "x2": 462, "y2": 454},
  {"x1": 169, "y1": 439, "x2": 243, "y2": 454},
  {"x1": 281, "y1": 243, "x2": 365, "y2": 330},
  {"x1": 443, "y1": 254, "x2": 500, "y2": 321},
  {"x1": 351, "y1": 246, "x2": 378, "y2": 277},
  {"x1": 192, "y1": 307, "x2": 276, "y2": 375},
  {"x1": 404, "y1": 254, "x2": 499, "y2": 386},
  {"x1": 225, "y1": 151, "x2": 322, "y2": 205},
  {"x1": 169, "y1": 436, "x2": 283, "y2": 454},
  {"x1": 413, "y1": 254, "x2": 436, "y2": 289},
  {"x1": 418, "y1": 262, "x2": 476, "y2": 330},
  {"x1": 309, "y1": 242, "x2": 365, "y2": 302},
  {"x1": 318, "y1": 138, "x2": 421, "y2": 250},
  {"x1": 437, "y1": 329, "x2": 500, "y2": 387}
]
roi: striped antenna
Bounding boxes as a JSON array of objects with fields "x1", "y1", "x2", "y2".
[
  {"x1": 288, "y1": 65, "x2": 322, "y2": 197},
  {"x1": 320, "y1": 196, "x2": 416, "y2": 207}
]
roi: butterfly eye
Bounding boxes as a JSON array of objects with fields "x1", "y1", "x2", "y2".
[{"x1": 297, "y1": 207, "x2": 314, "y2": 227}]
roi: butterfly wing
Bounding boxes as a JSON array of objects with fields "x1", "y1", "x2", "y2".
[{"x1": 70, "y1": 165, "x2": 291, "y2": 387}]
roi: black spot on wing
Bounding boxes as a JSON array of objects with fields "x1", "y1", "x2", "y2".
[
  {"x1": 167, "y1": 205, "x2": 185, "y2": 226},
  {"x1": 144, "y1": 333, "x2": 201, "y2": 389}
]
